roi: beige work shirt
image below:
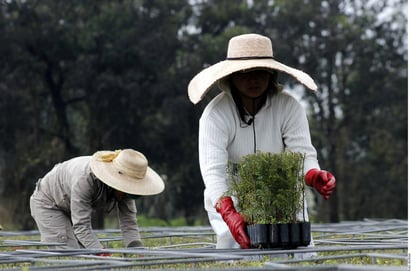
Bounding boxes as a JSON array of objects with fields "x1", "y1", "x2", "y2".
[{"x1": 33, "y1": 156, "x2": 140, "y2": 248}]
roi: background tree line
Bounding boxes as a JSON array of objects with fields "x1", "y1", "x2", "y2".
[{"x1": 0, "y1": 0, "x2": 406, "y2": 229}]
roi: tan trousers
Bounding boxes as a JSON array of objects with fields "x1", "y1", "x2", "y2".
[{"x1": 30, "y1": 181, "x2": 81, "y2": 249}]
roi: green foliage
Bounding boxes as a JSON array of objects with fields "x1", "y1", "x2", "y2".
[
  {"x1": 137, "y1": 216, "x2": 191, "y2": 227},
  {"x1": 228, "y1": 151, "x2": 305, "y2": 224},
  {"x1": 104, "y1": 215, "x2": 206, "y2": 228},
  {"x1": 264, "y1": 0, "x2": 407, "y2": 222}
]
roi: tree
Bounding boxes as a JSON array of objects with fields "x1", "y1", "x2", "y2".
[
  {"x1": 264, "y1": 0, "x2": 407, "y2": 221},
  {"x1": 0, "y1": 0, "x2": 406, "y2": 229},
  {"x1": 186, "y1": 0, "x2": 407, "y2": 222},
  {"x1": 0, "y1": 0, "x2": 196, "y2": 228}
]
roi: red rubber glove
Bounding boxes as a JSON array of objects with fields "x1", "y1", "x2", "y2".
[
  {"x1": 96, "y1": 252, "x2": 111, "y2": 256},
  {"x1": 216, "y1": 197, "x2": 250, "y2": 249},
  {"x1": 305, "y1": 169, "x2": 336, "y2": 200},
  {"x1": 96, "y1": 246, "x2": 111, "y2": 256}
]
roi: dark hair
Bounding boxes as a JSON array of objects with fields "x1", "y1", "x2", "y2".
[{"x1": 230, "y1": 71, "x2": 280, "y2": 126}]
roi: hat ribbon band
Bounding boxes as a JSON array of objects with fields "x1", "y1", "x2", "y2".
[
  {"x1": 95, "y1": 150, "x2": 121, "y2": 162},
  {"x1": 226, "y1": 56, "x2": 274, "y2": 60}
]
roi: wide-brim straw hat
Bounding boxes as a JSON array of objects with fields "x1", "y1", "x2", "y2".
[
  {"x1": 188, "y1": 33, "x2": 318, "y2": 104},
  {"x1": 90, "y1": 149, "x2": 165, "y2": 195}
]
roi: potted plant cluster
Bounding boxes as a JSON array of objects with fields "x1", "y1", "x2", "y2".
[{"x1": 228, "y1": 151, "x2": 311, "y2": 249}]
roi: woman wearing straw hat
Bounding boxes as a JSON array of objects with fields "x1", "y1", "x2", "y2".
[
  {"x1": 188, "y1": 33, "x2": 336, "y2": 249},
  {"x1": 30, "y1": 149, "x2": 164, "y2": 250}
]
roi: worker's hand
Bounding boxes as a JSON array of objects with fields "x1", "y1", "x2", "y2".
[
  {"x1": 96, "y1": 246, "x2": 111, "y2": 256},
  {"x1": 127, "y1": 240, "x2": 144, "y2": 248},
  {"x1": 305, "y1": 169, "x2": 336, "y2": 200},
  {"x1": 216, "y1": 197, "x2": 250, "y2": 249},
  {"x1": 96, "y1": 252, "x2": 111, "y2": 257}
]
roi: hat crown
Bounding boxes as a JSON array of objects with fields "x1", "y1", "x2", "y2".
[
  {"x1": 113, "y1": 149, "x2": 147, "y2": 179},
  {"x1": 227, "y1": 34, "x2": 274, "y2": 59}
]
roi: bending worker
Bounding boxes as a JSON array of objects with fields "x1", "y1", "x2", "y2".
[{"x1": 30, "y1": 148, "x2": 164, "y2": 249}]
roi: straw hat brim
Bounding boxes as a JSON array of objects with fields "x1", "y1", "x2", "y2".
[
  {"x1": 188, "y1": 58, "x2": 317, "y2": 104},
  {"x1": 90, "y1": 158, "x2": 165, "y2": 196}
]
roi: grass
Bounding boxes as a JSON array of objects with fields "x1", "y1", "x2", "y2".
[{"x1": 0, "y1": 219, "x2": 408, "y2": 270}]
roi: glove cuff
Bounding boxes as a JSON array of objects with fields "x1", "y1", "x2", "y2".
[
  {"x1": 215, "y1": 196, "x2": 235, "y2": 213},
  {"x1": 304, "y1": 168, "x2": 319, "y2": 186}
]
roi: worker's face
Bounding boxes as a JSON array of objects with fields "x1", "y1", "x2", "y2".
[
  {"x1": 114, "y1": 190, "x2": 126, "y2": 201},
  {"x1": 113, "y1": 190, "x2": 141, "y2": 200},
  {"x1": 231, "y1": 69, "x2": 271, "y2": 99}
]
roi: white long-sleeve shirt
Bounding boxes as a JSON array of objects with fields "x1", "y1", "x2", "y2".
[{"x1": 199, "y1": 91, "x2": 319, "y2": 212}]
